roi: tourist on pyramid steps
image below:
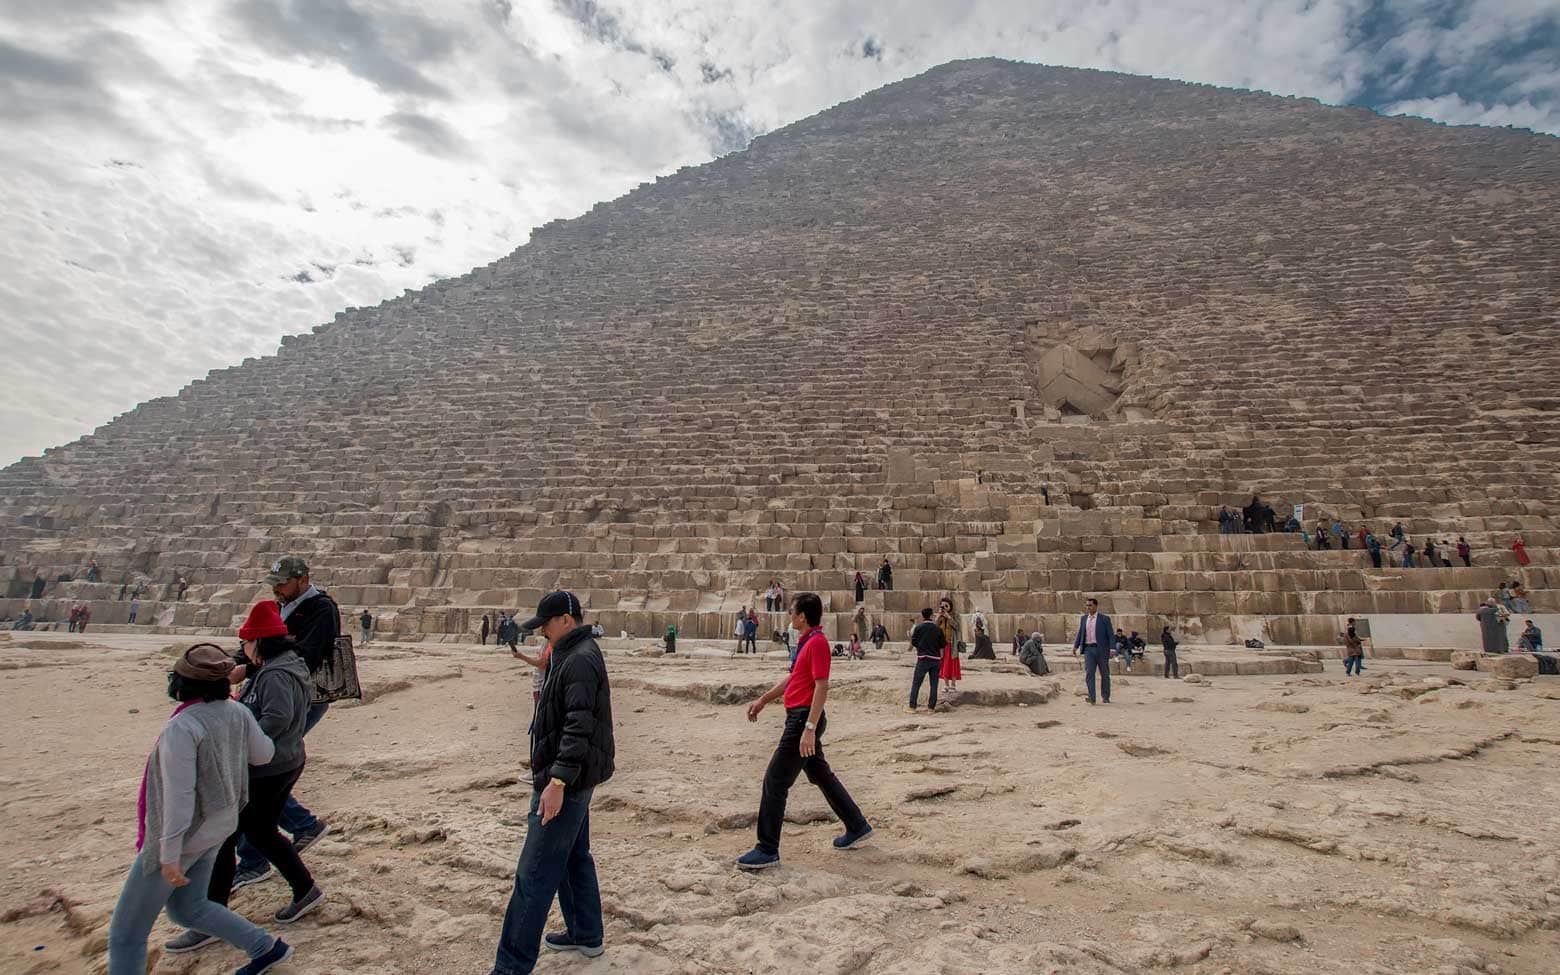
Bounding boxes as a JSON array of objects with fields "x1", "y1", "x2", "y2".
[
  {"x1": 733, "y1": 611, "x2": 745, "y2": 653},
  {"x1": 68, "y1": 604, "x2": 80, "y2": 633},
  {"x1": 736, "y1": 592, "x2": 872, "y2": 871},
  {"x1": 936, "y1": 597, "x2": 962, "y2": 696},
  {"x1": 119, "y1": 582, "x2": 129, "y2": 601},
  {"x1": 1073, "y1": 597, "x2": 1115, "y2": 705},
  {"x1": 128, "y1": 597, "x2": 140, "y2": 625},
  {"x1": 229, "y1": 557, "x2": 337, "y2": 890},
  {"x1": 1357, "y1": 528, "x2": 1368, "y2": 549},
  {"x1": 1402, "y1": 540, "x2": 1418, "y2": 568},
  {"x1": 1314, "y1": 522, "x2": 1331, "y2": 550},
  {"x1": 1511, "y1": 537, "x2": 1531, "y2": 567},
  {"x1": 969, "y1": 618, "x2": 996, "y2": 660},
  {"x1": 30, "y1": 572, "x2": 46, "y2": 598},
  {"x1": 481, "y1": 614, "x2": 491, "y2": 645},
  {"x1": 1218, "y1": 507, "x2": 1232, "y2": 534},
  {"x1": 742, "y1": 613, "x2": 759, "y2": 654},
  {"x1": 359, "y1": 610, "x2": 372, "y2": 645},
  {"x1": 1423, "y1": 539, "x2": 1440, "y2": 568},
  {"x1": 1019, "y1": 631, "x2": 1049, "y2": 676},
  {"x1": 847, "y1": 633, "x2": 864, "y2": 660},
  {"x1": 490, "y1": 591, "x2": 614, "y2": 975},
  {"x1": 1518, "y1": 621, "x2": 1543, "y2": 653},
  {"x1": 1041, "y1": 485, "x2": 1051, "y2": 506},
  {"x1": 177, "y1": 577, "x2": 189, "y2": 601},
  {"x1": 78, "y1": 603, "x2": 91, "y2": 633},
  {"x1": 1391, "y1": 522, "x2": 1406, "y2": 545},
  {"x1": 1513, "y1": 584, "x2": 1530, "y2": 614},
  {"x1": 870, "y1": 622, "x2": 888, "y2": 652},
  {"x1": 664, "y1": 624, "x2": 677, "y2": 654},
  {"x1": 1457, "y1": 536, "x2": 1472, "y2": 567},
  {"x1": 1160, "y1": 626, "x2": 1179, "y2": 679},
  {"x1": 1365, "y1": 532, "x2": 1383, "y2": 569},
  {"x1": 1114, "y1": 628, "x2": 1132, "y2": 671},
  {"x1": 764, "y1": 580, "x2": 781, "y2": 613},
  {"x1": 1498, "y1": 582, "x2": 1514, "y2": 611},
  {"x1": 907, "y1": 608, "x2": 946, "y2": 711},
  {"x1": 1332, "y1": 520, "x2": 1348, "y2": 549},
  {"x1": 853, "y1": 571, "x2": 867, "y2": 603},
  {"x1": 877, "y1": 557, "x2": 893, "y2": 591},
  {"x1": 165, "y1": 602, "x2": 323, "y2": 956},
  {"x1": 1475, "y1": 600, "x2": 1509, "y2": 653},
  {"x1": 87, "y1": 560, "x2": 102, "y2": 583},
  {"x1": 1284, "y1": 513, "x2": 1302, "y2": 533},
  {"x1": 108, "y1": 644, "x2": 294, "y2": 975},
  {"x1": 852, "y1": 606, "x2": 868, "y2": 645}
]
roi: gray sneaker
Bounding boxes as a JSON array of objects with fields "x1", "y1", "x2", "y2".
[
  {"x1": 231, "y1": 862, "x2": 273, "y2": 891},
  {"x1": 291, "y1": 822, "x2": 330, "y2": 853},
  {"x1": 163, "y1": 930, "x2": 219, "y2": 954},
  {"x1": 274, "y1": 885, "x2": 325, "y2": 924}
]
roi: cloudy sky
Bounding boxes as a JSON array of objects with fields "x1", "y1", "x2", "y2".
[{"x1": 2, "y1": 0, "x2": 1557, "y2": 465}]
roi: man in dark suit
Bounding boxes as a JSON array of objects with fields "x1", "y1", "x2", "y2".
[{"x1": 1071, "y1": 597, "x2": 1114, "y2": 705}]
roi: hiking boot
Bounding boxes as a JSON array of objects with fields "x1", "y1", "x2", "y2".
[
  {"x1": 544, "y1": 931, "x2": 605, "y2": 957},
  {"x1": 235, "y1": 938, "x2": 293, "y2": 975},
  {"x1": 231, "y1": 862, "x2": 273, "y2": 892},
  {"x1": 735, "y1": 848, "x2": 780, "y2": 871},
  {"x1": 290, "y1": 822, "x2": 330, "y2": 853},
  {"x1": 833, "y1": 825, "x2": 874, "y2": 850},
  {"x1": 164, "y1": 930, "x2": 219, "y2": 954},
  {"x1": 274, "y1": 886, "x2": 324, "y2": 923}
]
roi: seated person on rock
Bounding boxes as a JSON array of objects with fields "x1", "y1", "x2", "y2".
[{"x1": 1518, "y1": 621, "x2": 1543, "y2": 653}]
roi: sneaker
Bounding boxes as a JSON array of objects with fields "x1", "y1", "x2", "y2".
[
  {"x1": 903, "y1": 706, "x2": 918, "y2": 713},
  {"x1": 231, "y1": 862, "x2": 273, "y2": 891},
  {"x1": 164, "y1": 930, "x2": 219, "y2": 954},
  {"x1": 833, "y1": 825, "x2": 874, "y2": 850},
  {"x1": 544, "y1": 931, "x2": 605, "y2": 957},
  {"x1": 290, "y1": 822, "x2": 330, "y2": 853},
  {"x1": 235, "y1": 937, "x2": 293, "y2": 975},
  {"x1": 735, "y1": 848, "x2": 780, "y2": 871},
  {"x1": 274, "y1": 886, "x2": 324, "y2": 923}
]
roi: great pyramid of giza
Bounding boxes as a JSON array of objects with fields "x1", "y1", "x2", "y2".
[{"x1": 3, "y1": 58, "x2": 1557, "y2": 649}]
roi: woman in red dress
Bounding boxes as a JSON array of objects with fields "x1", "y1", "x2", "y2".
[
  {"x1": 936, "y1": 596, "x2": 962, "y2": 696},
  {"x1": 1511, "y1": 537, "x2": 1531, "y2": 566}
]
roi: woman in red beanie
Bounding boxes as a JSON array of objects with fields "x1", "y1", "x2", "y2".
[{"x1": 165, "y1": 600, "x2": 324, "y2": 956}]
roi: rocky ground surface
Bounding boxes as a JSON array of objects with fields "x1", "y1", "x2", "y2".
[{"x1": 3, "y1": 630, "x2": 1558, "y2": 975}]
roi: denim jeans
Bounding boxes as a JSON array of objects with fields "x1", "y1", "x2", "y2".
[
  {"x1": 909, "y1": 657, "x2": 941, "y2": 709},
  {"x1": 108, "y1": 848, "x2": 273, "y2": 975},
  {"x1": 1162, "y1": 650, "x2": 1179, "y2": 678},
  {"x1": 491, "y1": 786, "x2": 601, "y2": 975},
  {"x1": 1082, "y1": 647, "x2": 1111, "y2": 702},
  {"x1": 238, "y1": 702, "x2": 327, "y2": 870},
  {"x1": 1344, "y1": 654, "x2": 1362, "y2": 675},
  {"x1": 755, "y1": 709, "x2": 867, "y2": 855}
]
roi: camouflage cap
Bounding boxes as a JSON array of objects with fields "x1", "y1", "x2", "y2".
[{"x1": 263, "y1": 556, "x2": 310, "y2": 585}]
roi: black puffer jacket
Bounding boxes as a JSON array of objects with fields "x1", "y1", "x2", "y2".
[{"x1": 531, "y1": 625, "x2": 615, "y2": 792}]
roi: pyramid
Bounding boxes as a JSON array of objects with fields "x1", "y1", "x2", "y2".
[{"x1": 3, "y1": 58, "x2": 1557, "y2": 648}]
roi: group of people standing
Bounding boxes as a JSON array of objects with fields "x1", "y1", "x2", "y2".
[{"x1": 108, "y1": 556, "x2": 339, "y2": 975}]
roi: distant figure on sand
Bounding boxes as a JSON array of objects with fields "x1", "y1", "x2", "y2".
[
  {"x1": 969, "y1": 618, "x2": 996, "y2": 660},
  {"x1": 937, "y1": 597, "x2": 962, "y2": 696},
  {"x1": 1019, "y1": 631, "x2": 1048, "y2": 676},
  {"x1": 907, "y1": 608, "x2": 946, "y2": 711},
  {"x1": 481, "y1": 614, "x2": 491, "y2": 645},
  {"x1": 359, "y1": 610, "x2": 372, "y2": 645},
  {"x1": 1342, "y1": 619, "x2": 1365, "y2": 676},
  {"x1": 1160, "y1": 625, "x2": 1179, "y2": 679},
  {"x1": 1072, "y1": 597, "x2": 1114, "y2": 705},
  {"x1": 736, "y1": 593, "x2": 872, "y2": 871}
]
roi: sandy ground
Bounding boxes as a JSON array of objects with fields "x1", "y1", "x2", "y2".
[{"x1": 2, "y1": 631, "x2": 1558, "y2": 975}]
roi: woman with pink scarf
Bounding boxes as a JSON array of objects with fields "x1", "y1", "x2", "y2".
[{"x1": 106, "y1": 644, "x2": 295, "y2": 974}]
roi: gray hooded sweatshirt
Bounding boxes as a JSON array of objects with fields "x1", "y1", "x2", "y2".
[{"x1": 238, "y1": 650, "x2": 312, "y2": 777}]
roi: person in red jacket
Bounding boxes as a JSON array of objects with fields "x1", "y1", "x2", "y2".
[{"x1": 736, "y1": 593, "x2": 872, "y2": 870}]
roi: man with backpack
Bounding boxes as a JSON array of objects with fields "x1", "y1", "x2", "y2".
[{"x1": 232, "y1": 557, "x2": 338, "y2": 889}]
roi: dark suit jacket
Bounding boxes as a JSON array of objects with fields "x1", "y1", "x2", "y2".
[{"x1": 1073, "y1": 613, "x2": 1114, "y2": 652}]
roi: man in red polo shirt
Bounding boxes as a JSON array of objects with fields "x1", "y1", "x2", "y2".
[{"x1": 737, "y1": 592, "x2": 873, "y2": 870}]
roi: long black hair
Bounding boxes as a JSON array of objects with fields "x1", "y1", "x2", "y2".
[{"x1": 253, "y1": 634, "x2": 299, "y2": 661}]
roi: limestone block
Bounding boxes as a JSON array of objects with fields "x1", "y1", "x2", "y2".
[
  {"x1": 1449, "y1": 651, "x2": 1481, "y2": 671},
  {"x1": 1477, "y1": 654, "x2": 1537, "y2": 678}
]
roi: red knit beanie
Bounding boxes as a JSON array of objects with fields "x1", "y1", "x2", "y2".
[{"x1": 238, "y1": 599, "x2": 289, "y2": 640}]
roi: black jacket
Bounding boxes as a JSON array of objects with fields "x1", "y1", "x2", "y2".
[
  {"x1": 910, "y1": 620, "x2": 946, "y2": 656},
  {"x1": 531, "y1": 625, "x2": 615, "y2": 792},
  {"x1": 286, "y1": 590, "x2": 341, "y2": 673}
]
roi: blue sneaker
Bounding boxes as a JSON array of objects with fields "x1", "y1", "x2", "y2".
[
  {"x1": 833, "y1": 824, "x2": 874, "y2": 850},
  {"x1": 235, "y1": 938, "x2": 292, "y2": 975},
  {"x1": 544, "y1": 931, "x2": 605, "y2": 957},
  {"x1": 735, "y1": 848, "x2": 780, "y2": 871}
]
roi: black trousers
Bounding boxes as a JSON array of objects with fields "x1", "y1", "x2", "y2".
[
  {"x1": 909, "y1": 657, "x2": 941, "y2": 709},
  {"x1": 209, "y1": 766, "x2": 315, "y2": 905},
  {"x1": 756, "y1": 709, "x2": 866, "y2": 855},
  {"x1": 1162, "y1": 649, "x2": 1179, "y2": 678}
]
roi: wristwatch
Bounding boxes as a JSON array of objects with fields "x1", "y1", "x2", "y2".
[
  {"x1": 804, "y1": 721, "x2": 817, "y2": 731},
  {"x1": 549, "y1": 777, "x2": 566, "y2": 789}
]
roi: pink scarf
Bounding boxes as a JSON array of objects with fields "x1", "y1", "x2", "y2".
[{"x1": 136, "y1": 701, "x2": 198, "y2": 851}]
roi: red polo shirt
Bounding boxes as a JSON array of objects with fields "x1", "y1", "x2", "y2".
[{"x1": 783, "y1": 628, "x2": 830, "y2": 709}]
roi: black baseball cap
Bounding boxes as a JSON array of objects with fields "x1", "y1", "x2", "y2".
[{"x1": 520, "y1": 591, "x2": 582, "y2": 632}]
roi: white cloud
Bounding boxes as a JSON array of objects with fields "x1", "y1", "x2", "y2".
[{"x1": 1, "y1": 0, "x2": 1556, "y2": 464}]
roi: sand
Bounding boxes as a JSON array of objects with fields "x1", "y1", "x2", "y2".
[{"x1": 2, "y1": 630, "x2": 1558, "y2": 975}]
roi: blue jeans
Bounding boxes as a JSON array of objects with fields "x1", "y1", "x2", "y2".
[
  {"x1": 238, "y1": 702, "x2": 327, "y2": 870},
  {"x1": 492, "y1": 786, "x2": 601, "y2": 975},
  {"x1": 1344, "y1": 654, "x2": 1362, "y2": 675},
  {"x1": 909, "y1": 657, "x2": 941, "y2": 709},
  {"x1": 108, "y1": 848, "x2": 273, "y2": 975},
  {"x1": 1082, "y1": 646, "x2": 1111, "y2": 702}
]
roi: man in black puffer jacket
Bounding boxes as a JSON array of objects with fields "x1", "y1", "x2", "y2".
[{"x1": 491, "y1": 591, "x2": 615, "y2": 975}]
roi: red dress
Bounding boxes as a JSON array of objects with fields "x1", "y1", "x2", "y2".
[
  {"x1": 938, "y1": 614, "x2": 962, "y2": 680},
  {"x1": 1512, "y1": 539, "x2": 1531, "y2": 566}
]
